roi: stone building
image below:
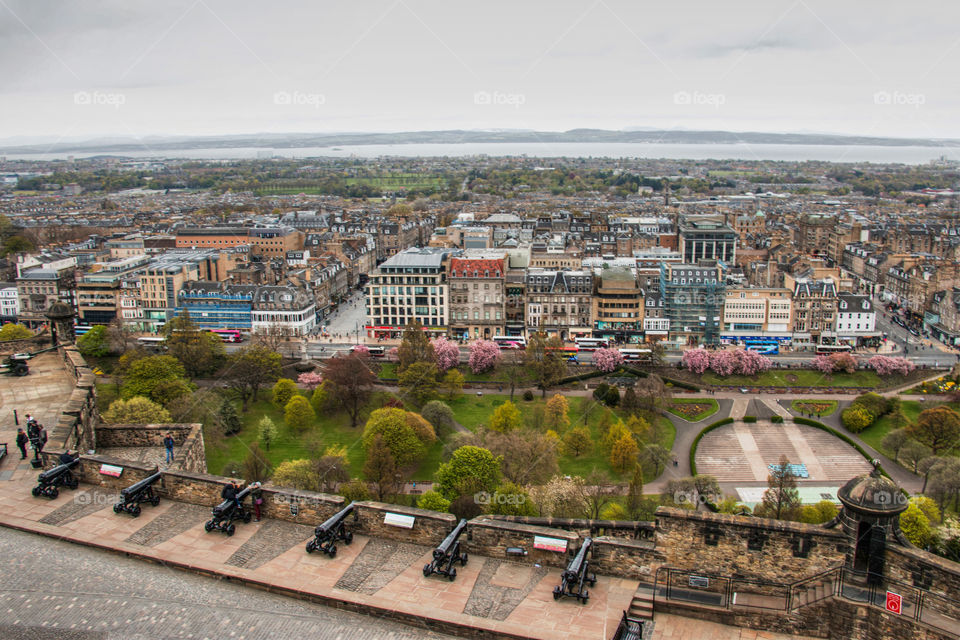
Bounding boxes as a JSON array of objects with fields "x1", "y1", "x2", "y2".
[
  {"x1": 447, "y1": 253, "x2": 507, "y2": 341},
  {"x1": 524, "y1": 268, "x2": 593, "y2": 341}
]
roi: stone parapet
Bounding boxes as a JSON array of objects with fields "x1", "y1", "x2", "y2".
[
  {"x1": 468, "y1": 517, "x2": 580, "y2": 569},
  {"x1": 352, "y1": 501, "x2": 456, "y2": 546}
]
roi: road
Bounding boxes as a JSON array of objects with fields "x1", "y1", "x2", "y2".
[{"x1": 0, "y1": 526, "x2": 455, "y2": 640}]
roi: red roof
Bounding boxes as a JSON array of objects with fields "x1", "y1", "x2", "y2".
[{"x1": 449, "y1": 257, "x2": 504, "y2": 278}]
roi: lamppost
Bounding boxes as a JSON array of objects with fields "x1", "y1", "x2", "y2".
[{"x1": 355, "y1": 321, "x2": 360, "y2": 345}]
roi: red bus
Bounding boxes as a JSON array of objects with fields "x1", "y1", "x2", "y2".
[{"x1": 209, "y1": 329, "x2": 242, "y2": 343}]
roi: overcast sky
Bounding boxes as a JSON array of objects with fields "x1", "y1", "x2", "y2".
[{"x1": 1, "y1": 0, "x2": 958, "y2": 143}]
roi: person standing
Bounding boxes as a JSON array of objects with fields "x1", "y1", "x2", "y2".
[
  {"x1": 15, "y1": 429, "x2": 28, "y2": 459},
  {"x1": 37, "y1": 425, "x2": 47, "y2": 454},
  {"x1": 163, "y1": 432, "x2": 175, "y2": 464},
  {"x1": 250, "y1": 482, "x2": 263, "y2": 522}
]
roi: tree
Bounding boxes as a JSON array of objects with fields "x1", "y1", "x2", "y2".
[
  {"x1": 435, "y1": 445, "x2": 502, "y2": 500},
  {"x1": 841, "y1": 405, "x2": 873, "y2": 433},
  {"x1": 828, "y1": 352, "x2": 858, "y2": 374},
  {"x1": 225, "y1": 345, "x2": 282, "y2": 411},
  {"x1": 398, "y1": 361, "x2": 439, "y2": 406},
  {"x1": 421, "y1": 400, "x2": 455, "y2": 436},
  {"x1": 926, "y1": 458, "x2": 960, "y2": 512},
  {"x1": 76, "y1": 325, "x2": 110, "y2": 357},
  {"x1": 881, "y1": 428, "x2": 911, "y2": 462},
  {"x1": 362, "y1": 408, "x2": 427, "y2": 466},
  {"x1": 626, "y1": 464, "x2": 644, "y2": 517},
  {"x1": 102, "y1": 396, "x2": 172, "y2": 424},
  {"x1": 252, "y1": 322, "x2": 291, "y2": 353},
  {"x1": 432, "y1": 337, "x2": 460, "y2": 373},
  {"x1": 641, "y1": 444, "x2": 671, "y2": 478},
  {"x1": 604, "y1": 385, "x2": 620, "y2": 407},
  {"x1": 758, "y1": 455, "x2": 801, "y2": 520},
  {"x1": 799, "y1": 500, "x2": 839, "y2": 524},
  {"x1": 853, "y1": 393, "x2": 889, "y2": 420},
  {"x1": 601, "y1": 419, "x2": 633, "y2": 454},
  {"x1": 489, "y1": 482, "x2": 538, "y2": 517},
  {"x1": 868, "y1": 355, "x2": 916, "y2": 376},
  {"x1": 271, "y1": 459, "x2": 318, "y2": 492},
  {"x1": 621, "y1": 386, "x2": 640, "y2": 415},
  {"x1": 633, "y1": 374, "x2": 671, "y2": 413},
  {"x1": 107, "y1": 318, "x2": 140, "y2": 354},
  {"x1": 404, "y1": 411, "x2": 437, "y2": 446},
  {"x1": 681, "y1": 348, "x2": 710, "y2": 374},
  {"x1": 417, "y1": 490, "x2": 451, "y2": 513},
  {"x1": 120, "y1": 355, "x2": 192, "y2": 406},
  {"x1": 527, "y1": 475, "x2": 588, "y2": 518},
  {"x1": 0, "y1": 323, "x2": 32, "y2": 342},
  {"x1": 625, "y1": 414, "x2": 652, "y2": 440},
  {"x1": 489, "y1": 401, "x2": 522, "y2": 432},
  {"x1": 584, "y1": 469, "x2": 614, "y2": 519},
  {"x1": 315, "y1": 445, "x2": 350, "y2": 493},
  {"x1": 900, "y1": 440, "x2": 932, "y2": 473},
  {"x1": 610, "y1": 434, "x2": 640, "y2": 474},
  {"x1": 339, "y1": 478, "x2": 372, "y2": 503},
  {"x1": 468, "y1": 339, "x2": 501, "y2": 374},
  {"x1": 900, "y1": 502, "x2": 934, "y2": 548},
  {"x1": 908, "y1": 406, "x2": 960, "y2": 455},
  {"x1": 363, "y1": 434, "x2": 402, "y2": 501},
  {"x1": 272, "y1": 378, "x2": 298, "y2": 408},
  {"x1": 440, "y1": 368, "x2": 465, "y2": 400},
  {"x1": 322, "y1": 353, "x2": 377, "y2": 427},
  {"x1": 470, "y1": 429, "x2": 559, "y2": 485},
  {"x1": 811, "y1": 355, "x2": 834, "y2": 374},
  {"x1": 496, "y1": 349, "x2": 525, "y2": 399},
  {"x1": 257, "y1": 416, "x2": 278, "y2": 451},
  {"x1": 297, "y1": 371, "x2": 323, "y2": 390},
  {"x1": 310, "y1": 381, "x2": 333, "y2": 415},
  {"x1": 524, "y1": 332, "x2": 566, "y2": 397},
  {"x1": 284, "y1": 395, "x2": 315, "y2": 431},
  {"x1": 163, "y1": 313, "x2": 225, "y2": 378},
  {"x1": 397, "y1": 320, "x2": 434, "y2": 373},
  {"x1": 563, "y1": 426, "x2": 593, "y2": 457},
  {"x1": 241, "y1": 442, "x2": 272, "y2": 482},
  {"x1": 593, "y1": 348, "x2": 624, "y2": 373},
  {"x1": 545, "y1": 394, "x2": 570, "y2": 432}
]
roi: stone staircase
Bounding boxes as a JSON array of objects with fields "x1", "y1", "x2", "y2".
[
  {"x1": 628, "y1": 584, "x2": 654, "y2": 621},
  {"x1": 791, "y1": 576, "x2": 836, "y2": 609}
]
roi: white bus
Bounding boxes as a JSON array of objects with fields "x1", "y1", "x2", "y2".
[
  {"x1": 137, "y1": 336, "x2": 166, "y2": 351},
  {"x1": 492, "y1": 335, "x2": 526, "y2": 350},
  {"x1": 574, "y1": 337, "x2": 609, "y2": 350},
  {"x1": 618, "y1": 348, "x2": 652, "y2": 362}
]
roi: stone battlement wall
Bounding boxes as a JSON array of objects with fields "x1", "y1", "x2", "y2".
[{"x1": 53, "y1": 345, "x2": 97, "y2": 452}]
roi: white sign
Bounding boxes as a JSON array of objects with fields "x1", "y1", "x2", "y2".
[
  {"x1": 384, "y1": 512, "x2": 415, "y2": 529},
  {"x1": 99, "y1": 464, "x2": 123, "y2": 478},
  {"x1": 533, "y1": 535, "x2": 567, "y2": 553}
]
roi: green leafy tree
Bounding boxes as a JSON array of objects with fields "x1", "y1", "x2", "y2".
[
  {"x1": 488, "y1": 400, "x2": 522, "y2": 432},
  {"x1": 757, "y1": 455, "x2": 801, "y2": 520},
  {"x1": 363, "y1": 434, "x2": 402, "y2": 501},
  {"x1": 841, "y1": 405, "x2": 873, "y2": 433},
  {"x1": 908, "y1": 406, "x2": 960, "y2": 455},
  {"x1": 601, "y1": 419, "x2": 633, "y2": 453},
  {"x1": 271, "y1": 459, "x2": 318, "y2": 492},
  {"x1": 489, "y1": 482, "x2": 538, "y2": 516},
  {"x1": 799, "y1": 501, "x2": 839, "y2": 524},
  {"x1": 257, "y1": 416, "x2": 279, "y2": 451},
  {"x1": 610, "y1": 434, "x2": 640, "y2": 474},
  {"x1": 120, "y1": 355, "x2": 192, "y2": 406},
  {"x1": 163, "y1": 313, "x2": 225, "y2": 377},
  {"x1": 563, "y1": 426, "x2": 593, "y2": 457},
  {"x1": 899, "y1": 501, "x2": 933, "y2": 548},
  {"x1": 524, "y1": 332, "x2": 566, "y2": 397},
  {"x1": 404, "y1": 411, "x2": 437, "y2": 446},
  {"x1": 398, "y1": 361, "x2": 439, "y2": 406},
  {"x1": 600, "y1": 503, "x2": 630, "y2": 520},
  {"x1": 545, "y1": 394, "x2": 570, "y2": 432},
  {"x1": 310, "y1": 380, "x2": 333, "y2": 415},
  {"x1": 272, "y1": 378, "x2": 298, "y2": 408},
  {"x1": 417, "y1": 490, "x2": 451, "y2": 513},
  {"x1": 225, "y1": 345, "x2": 282, "y2": 411},
  {"x1": 219, "y1": 400, "x2": 242, "y2": 435},
  {"x1": 362, "y1": 408, "x2": 427, "y2": 466},
  {"x1": 441, "y1": 368, "x2": 465, "y2": 400},
  {"x1": 339, "y1": 478, "x2": 372, "y2": 503},
  {"x1": 76, "y1": 325, "x2": 110, "y2": 357},
  {"x1": 0, "y1": 323, "x2": 32, "y2": 342},
  {"x1": 284, "y1": 395, "x2": 315, "y2": 431},
  {"x1": 435, "y1": 445, "x2": 502, "y2": 500},
  {"x1": 421, "y1": 400, "x2": 455, "y2": 436},
  {"x1": 102, "y1": 396, "x2": 172, "y2": 424},
  {"x1": 604, "y1": 385, "x2": 621, "y2": 407},
  {"x1": 881, "y1": 428, "x2": 911, "y2": 462},
  {"x1": 397, "y1": 320, "x2": 435, "y2": 373}
]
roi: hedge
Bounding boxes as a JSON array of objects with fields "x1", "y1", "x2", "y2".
[
  {"x1": 792, "y1": 417, "x2": 891, "y2": 479},
  {"x1": 689, "y1": 417, "x2": 735, "y2": 475},
  {"x1": 771, "y1": 415, "x2": 784, "y2": 424},
  {"x1": 742, "y1": 416, "x2": 757, "y2": 423}
]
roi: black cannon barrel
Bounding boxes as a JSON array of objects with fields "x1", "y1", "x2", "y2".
[
  {"x1": 564, "y1": 537, "x2": 592, "y2": 579},
  {"x1": 315, "y1": 503, "x2": 354, "y2": 535},
  {"x1": 433, "y1": 518, "x2": 467, "y2": 560},
  {"x1": 213, "y1": 485, "x2": 251, "y2": 514},
  {"x1": 236, "y1": 486, "x2": 252, "y2": 501},
  {"x1": 38, "y1": 459, "x2": 79, "y2": 483},
  {"x1": 120, "y1": 472, "x2": 163, "y2": 499}
]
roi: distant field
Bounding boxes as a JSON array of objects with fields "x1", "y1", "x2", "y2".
[{"x1": 256, "y1": 174, "x2": 444, "y2": 195}]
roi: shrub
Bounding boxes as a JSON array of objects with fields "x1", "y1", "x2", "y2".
[
  {"x1": 852, "y1": 393, "x2": 889, "y2": 420},
  {"x1": 771, "y1": 415, "x2": 784, "y2": 424},
  {"x1": 742, "y1": 415, "x2": 757, "y2": 423},
  {"x1": 603, "y1": 385, "x2": 620, "y2": 407},
  {"x1": 417, "y1": 490, "x2": 451, "y2": 513},
  {"x1": 284, "y1": 395, "x2": 315, "y2": 431},
  {"x1": 841, "y1": 405, "x2": 873, "y2": 433},
  {"x1": 593, "y1": 383, "x2": 610, "y2": 402},
  {"x1": 272, "y1": 378, "x2": 298, "y2": 408},
  {"x1": 102, "y1": 396, "x2": 172, "y2": 424},
  {"x1": 522, "y1": 389, "x2": 534, "y2": 401}
]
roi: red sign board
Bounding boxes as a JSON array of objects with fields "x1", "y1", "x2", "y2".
[{"x1": 885, "y1": 591, "x2": 902, "y2": 615}]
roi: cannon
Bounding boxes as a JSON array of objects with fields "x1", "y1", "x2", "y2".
[
  {"x1": 31, "y1": 459, "x2": 80, "y2": 499},
  {"x1": 113, "y1": 472, "x2": 162, "y2": 517},
  {"x1": 423, "y1": 518, "x2": 468, "y2": 581},
  {"x1": 1, "y1": 345, "x2": 59, "y2": 377},
  {"x1": 553, "y1": 537, "x2": 596, "y2": 603},
  {"x1": 305, "y1": 503, "x2": 355, "y2": 557},
  {"x1": 204, "y1": 486, "x2": 252, "y2": 536}
]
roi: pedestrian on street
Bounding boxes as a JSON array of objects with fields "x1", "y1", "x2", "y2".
[
  {"x1": 163, "y1": 432, "x2": 175, "y2": 464},
  {"x1": 16, "y1": 428, "x2": 28, "y2": 459},
  {"x1": 37, "y1": 425, "x2": 47, "y2": 453},
  {"x1": 250, "y1": 481, "x2": 263, "y2": 522}
]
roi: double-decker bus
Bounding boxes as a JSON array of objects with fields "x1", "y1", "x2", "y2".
[
  {"x1": 815, "y1": 344, "x2": 853, "y2": 355},
  {"x1": 742, "y1": 338, "x2": 779, "y2": 356},
  {"x1": 493, "y1": 335, "x2": 526, "y2": 350},
  {"x1": 136, "y1": 336, "x2": 167, "y2": 351},
  {"x1": 574, "y1": 337, "x2": 609, "y2": 350},
  {"x1": 208, "y1": 328, "x2": 242, "y2": 343},
  {"x1": 547, "y1": 345, "x2": 580, "y2": 361},
  {"x1": 618, "y1": 348, "x2": 652, "y2": 362}
]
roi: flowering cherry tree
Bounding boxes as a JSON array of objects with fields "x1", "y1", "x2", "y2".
[
  {"x1": 468, "y1": 340, "x2": 501, "y2": 374},
  {"x1": 431, "y1": 337, "x2": 460, "y2": 373},
  {"x1": 297, "y1": 371, "x2": 324, "y2": 390},
  {"x1": 593, "y1": 347, "x2": 624, "y2": 373},
  {"x1": 812, "y1": 355, "x2": 834, "y2": 374},
  {"x1": 681, "y1": 348, "x2": 711, "y2": 374},
  {"x1": 868, "y1": 355, "x2": 916, "y2": 376},
  {"x1": 738, "y1": 349, "x2": 772, "y2": 376},
  {"x1": 709, "y1": 350, "x2": 738, "y2": 376},
  {"x1": 386, "y1": 347, "x2": 399, "y2": 362}
]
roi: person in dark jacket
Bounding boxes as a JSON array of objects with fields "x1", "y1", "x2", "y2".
[
  {"x1": 16, "y1": 429, "x2": 28, "y2": 459},
  {"x1": 163, "y1": 433, "x2": 175, "y2": 464},
  {"x1": 221, "y1": 482, "x2": 240, "y2": 511},
  {"x1": 59, "y1": 450, "x2": 77, "y2": 464}
]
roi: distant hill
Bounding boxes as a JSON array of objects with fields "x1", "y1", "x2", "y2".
[{"x1": 2, "y1": 128, "x2": 959, "y2": 155}]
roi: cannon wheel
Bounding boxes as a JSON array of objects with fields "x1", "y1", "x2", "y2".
[
  {"x1": 204, "y1": 521, "x2": 214, "y2": 532},
  {"x1": 151, "y1": 495, "x2": 160, "y2": 506},
  {"x1": 552, "y1": 587, "x2": 561, "y2": 600},
  {"x1": 460, "y1": 553, "x2": 468, "y2": 567},
  {"x1": 242, "y1": 511, "x2": 252, "y2": 524},
  {"x1": 32, "y1": 487, "x2": 41, "y2": 497},
  {"x1": 48, "y1": 488, "x2": 59, "y2": 499},
  {"x1": 423, "y1": 564, "x2": 432, "y2": 577},
  {"x1": 131, "y1": 505, "x2": 141, "y2": 517},
  {"x1": 448, "y1": 568, "x2": 457, "y2": 581},
  {"x1": 327, "y1": 545, "x2": 337, "y2": 558},
  {"x1": 306, "y1": 540, "x2": 316, "y2": 553},
  {"x1": 113, "y1": 503, "x2": 123, "y2": 514},
  {"x1": 66, "y1": 476, "x2": 78, "y2": 489},
  {"x1": 343, "y1": 531, "x2": 353, "y2": 545},
  {"x1": 226, "y1": 524, "x2": 235, "y2": 537},
  {"x1": 579, "y1": 592, "x2": 589, "y2": 604}
]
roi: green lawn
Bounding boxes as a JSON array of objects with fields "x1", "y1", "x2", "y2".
[
  {"x1": 701, "y1": 369, "x2": 884, "y2": 388},
  {"x1": 377, "y1": 362, "x2": 513, "y2": 383},
  {"x1": 790, "y1": 399, "x2": 839, "y2": 417},
  {"x1": 666, "y1": 398, "x2": 719, "y2": 422},
  {"x1": 858, "y1": 399, "x2": 924, "y2": 456}
]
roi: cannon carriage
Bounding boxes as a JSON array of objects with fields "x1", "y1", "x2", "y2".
[
  {"x1": 204, "y1": 486, "x2": 252, "y2": 536},
  {"x1": 305, "y1": 503, "x2": 355, "y2": 557},
  {"x1": 553, "y1": 537, "x2": 597, "y2": 603},
  {"x1": 423, "y1": 518, "x2": 468, "y2": 581},
  {"x1": 31, "y1": 459, "x2": 79, "y2": 499},
  {"x1": 113, "y1": 472, "x2": 163, "y2": 517}
]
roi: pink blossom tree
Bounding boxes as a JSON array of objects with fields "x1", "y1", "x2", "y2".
[
  {"x1": 297, "y1": 371, "x2": 323, "y2": 390},
  {"x1": 829, "y1": 352, "x2": 858, "y2": 374},
  {"x1": 738, "y1": 349, "x2": 772, "y2": 376},
  {"x1": 468, "y1": 339, "x2": 501, "y2": 374},
  {"x1": 431, "y1": 337, "x2": 460, "y2": 373},
  {"x1": 593, "y1": 347, "x2": 624, "y2": 373},
  {"x1": 681, "y1": 348, "x2": 711, "y2": 374},
  {"x1": 812, "y1": 355, "x2": 834, "y2": 374},
  {"x1": 868, "y1": 355, "x2": 916, "y2": 376},
  {"x1": 709, "y1": 350, "x2": 738, "y2": 377},
  {"x1": 386, "y1": 347, "x2": 399, "y2": 362}
]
